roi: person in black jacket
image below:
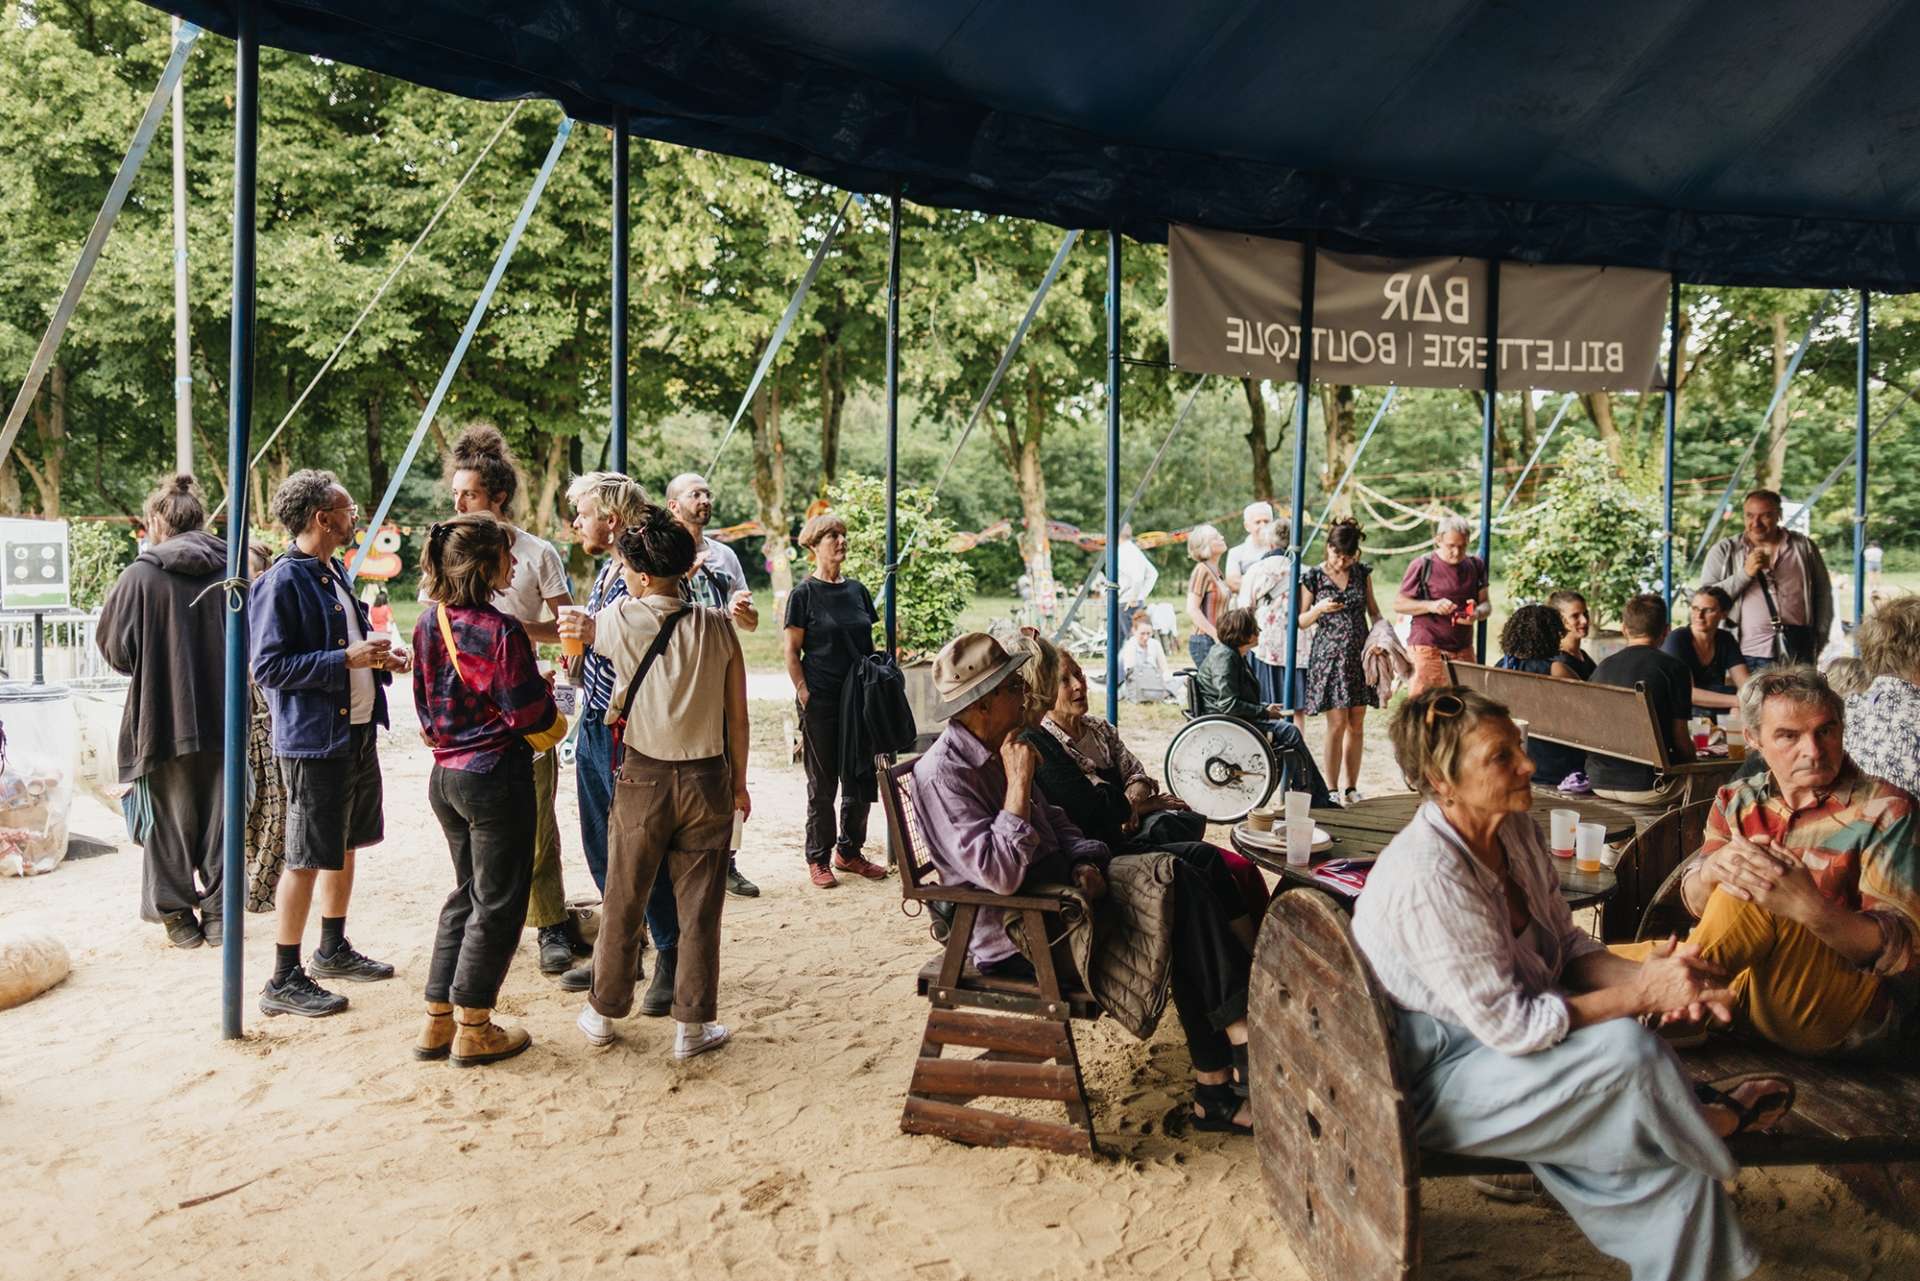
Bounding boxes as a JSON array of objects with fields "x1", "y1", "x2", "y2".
[
  {"x1": 1194, "y1": 608, "x2": 1336, "y2": 807},
  {"x1": 97, "y1": 475, "x2": 229, "y2": 948},
  {"x1": 783, "y1": 512, "x2": 885, "y2": 888}
]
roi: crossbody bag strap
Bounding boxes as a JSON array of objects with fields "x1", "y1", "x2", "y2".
[
  {"x1": 614, "y1": 607, "x2": 690, "y2": 721},
  {"x1": 435, "y1": 603, "x2": 467, "y2": 686}
]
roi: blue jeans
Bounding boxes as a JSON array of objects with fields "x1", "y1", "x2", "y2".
[
  {"x1": 576, "y1": 713, "x2": 679, "y2": 949},
  {"x1": 1188, "y1": 634, "x2": 1215, "y2": 668}
]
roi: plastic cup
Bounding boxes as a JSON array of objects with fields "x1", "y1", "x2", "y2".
[
  {"x1": 558, "y1": 605, "x2": 587, "y2": 657},
  {"x1": 1549, "y1": 808, "x2": 1578, "y2": 859},
  {"x1": 1286, "y1": 817, "x2": 1314, "y2": 867},
  {"x1": 1575, "y1": 821, "x2": 1606, "y2": 874},
  {"x1": 1690, "y1": 717, "x2": 1712, "y2": 751},
  {"x1": 1285, "y1": 789, "x2": 1312, "y2": 824},
  {"x1": 1247, "y1": 807, "x2": 1277, "y2": 833}
]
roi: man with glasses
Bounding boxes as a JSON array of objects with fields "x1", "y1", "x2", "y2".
[{"x1": 251, "y1": 470, "x2": 407, "y2": 1017}]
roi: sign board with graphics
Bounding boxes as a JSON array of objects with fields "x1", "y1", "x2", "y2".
[
  {"x1": 1168, "y1": 225, "x2": 1668, "y2": 393},
  {"x1": 0, "y1": 518, "x2": 71, "y2": 612}
]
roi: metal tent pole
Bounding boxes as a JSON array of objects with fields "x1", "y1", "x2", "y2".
[
  {"x1": 884, "y1": 193, "x2": 901, "y2": 657},
  {"x1": 1475, "y1": 262, "x2": 1501, "y2": 662},
  {"x1": 171, "y1": 16, "x2": 192, "y2": 474},
  {"x1": 1105, "y1": 232, "x2": 1122, "y2": 723},
  {"x1": 220, "y1": 0, "x2": 260, "y2": 1041},
  {"x1": 1281, "y1": 235, "x2": 1317, "y2": 707},
  {"x1": 610, "y1": 110, "x2": 629, "y2": 472},
  {"x1": 1663, "y1": 278, "x2": 1680, "y2": 604},
  {"x1": 1855, "y1": 290, "x2": 1871, "y2": 645}
]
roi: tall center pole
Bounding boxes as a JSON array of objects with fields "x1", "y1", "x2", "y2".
[
  {"x1": 1855, "y1": 290, "x2": 1871, "y2": 644},
  {"x1": 220, "y1": 0, "x2": 261, "y2": 1041},
  {"x1": 883, "y1": 193, "x2": 901, "y2": 657},
  {"x1": 610, "y1": 109, "x2": 629, "y2": 472},
  {"x1": 1663, "y1": 277, "x2": 1680, "y2": 606},
  {"x1": 1281, "y1": 235, "x2": 1317, "y2": 707},
  {"x1": 1474, "y1": 261, "x2": 1501, "y2": 662},
  {"x1": 1104, "y1": 232, "x2": 1122, "y2": 724},
  {"x1": 170, "y1": 15, "x2": 192, "y2": 474}
]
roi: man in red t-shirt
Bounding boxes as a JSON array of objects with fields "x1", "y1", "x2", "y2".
[{"x1": 1394, "y1": 518, "x2": 1490, "y2": 696}]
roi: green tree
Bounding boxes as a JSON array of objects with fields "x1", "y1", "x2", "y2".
[
  {"x1": 1503, "y1": 437, "x2": 1663, "y2": 625},
  {"x1": 828, "y1": 473, "x2": 972, "y2": 656}
]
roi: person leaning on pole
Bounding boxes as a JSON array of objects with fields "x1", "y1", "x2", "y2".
[{"x1": 249, "y1": 469, "x2": 407, "y2": 1018}]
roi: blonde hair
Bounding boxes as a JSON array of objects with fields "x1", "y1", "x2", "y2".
[
  {"x1": 1858, "y1": 595, "x2": 1920, "y2": 681},
  {"x1": 1186, "y1": 524, "x2": 1221, "y2": 561},
  {"x1": 1824, "y1": 656, "x2": 1871, "y2": 698},
  {"x1": 1389, "y1": 686, "x2": 1512, "y2": 797},
  {"x1": 566, "y1": 471, "x2": 649, "y2": 528},
  {"x1": 421, "y1": 512, "x2": 510, "y2": 608},
  {"x1": 1003, "y1": 631, "x2": 1062, "y2": 721}
]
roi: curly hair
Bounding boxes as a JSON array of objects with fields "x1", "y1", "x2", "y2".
[
  {"x1": 1499, "y1": 603, "x2": 1566, "y2": 663},
  {"x1": 1858, "y1": 595, "x2": 1920, "y2": 680},
  {"x1": 143, "y1": 473, "x2": 206, "y2": 539},
  {"x1": 420, "y1": 512, "x2": 510, "y2": 608},
  {"x1": 270, "y1": 469, "x2": 342, "y2": 536},
  {"x1": 614, "y1": 504, "x2": 697, "y2": 579},
  {"x1": 446, "y1": 424, "x2": 521, "y2": 513}
]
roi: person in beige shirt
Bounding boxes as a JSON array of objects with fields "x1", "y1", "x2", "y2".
[{"x1": 560, "y1": 506, "x2": 749, "y2": 1060}]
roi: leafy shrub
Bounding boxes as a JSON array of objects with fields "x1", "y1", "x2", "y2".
[
  {"x1": 1503, "y1": 437, "x2": 1663, "y2": 626},
  {"x1": 828, "y1": 474, "x2": 975, "y2": 658},
  {"x1": 68, "y1": 521, "x2": 138, "y2": 611}
]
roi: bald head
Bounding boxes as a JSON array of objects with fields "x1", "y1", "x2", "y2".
[{"x1": 666, "y1": 472, "x2": 713, "y2": 532}]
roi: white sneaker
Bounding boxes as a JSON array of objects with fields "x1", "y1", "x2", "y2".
[
  {"x1": 577, "y1": 1004, "x2": 615, "y2": 1047},
  {"x1": 673, "y1": 1020, "x2": 731, "y2": 1060},
  {"x1": 1343, "y1": 787, "x2": 1363, "y2": 806}
]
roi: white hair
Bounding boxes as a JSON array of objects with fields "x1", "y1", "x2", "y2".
[
  {"x1": 1242, "y1": 501, "x2": 1274, "y2": 528},
  {"x1": 1187, "y1": 524, "x2": 1222, "y2": 560},
  {"x1": 1435, "y1": 516, "x2": 1474, "y2": 541}
]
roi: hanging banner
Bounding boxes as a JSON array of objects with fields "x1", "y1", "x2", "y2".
[{"x1": 1167, "y1": 225, "x2": 1667, "y2": 392}]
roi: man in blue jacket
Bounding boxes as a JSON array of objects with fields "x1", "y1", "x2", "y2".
[{"x1": 250, "y1": 470, "x2": 408, "y2": 1017}]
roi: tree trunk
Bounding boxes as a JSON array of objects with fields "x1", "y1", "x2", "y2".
[
  {"x1": 21, "y1": 363, "x2": 67, "y2": 517},
  {"x1": 749, "y1": 382, "x2": 794, "y2": 596},
  {"x1": 1015, "y1": 367, "x2": 1056, "y2": 618},
  {"x1": 530, "y1": 432, "x2": 566, "y2": 537},
  {"x1": 1318, "y1": 384, "x2": 1356, "y2": 523},
  {"x1": 1242, "y1": 377, "x2": 1275, "y2": 502},
  {"x1": 1761, "y1": 310, "x2": 1790, "y2": 492},
  {"x1": 365, "y1": 393, "x2": 388, "y2": 503},
  {"x1": 818, "y1": 336, "x2": 847, "y2": 489},
  {"x1": 0, "y1": 456, "x2": 21, "y2": 515},
  {"x1": 1517, "y1": 391, "x2": 1540, "y2": 505},
  {"x1": 1584, "y1": 392, "x2": 1623, "y2": 467}
]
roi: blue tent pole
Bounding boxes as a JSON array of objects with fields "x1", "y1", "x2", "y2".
[
  {"x1": 610, "y1": 109, "x2": 629, "y2": 471},
  {"x1": 1475, "y1": 262, "x2": 1501, "y2": 662},
  {"x1": 1663, "y1": 277, "x2": 1680, "y2": 604},
  {"x1": 1855, "y1": 290, "x2": 1870, "y2": 646},
  {"x1": 1105, "y1": 231, "x2": 1123, "y2": 724},
  {"x1": 1282, "y1": 235, "x2": 1317, "y2": 713},
  {"x1": 220, "y1": 0, "x2": 260, "y2": 1041},
  {"x1": 884, "y1": 193, "x2": 901, "y2": 657}
]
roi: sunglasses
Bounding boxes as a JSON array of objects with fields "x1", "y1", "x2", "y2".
[{"x1": 1424, "y1": 692, "x2": 1466, "y2": 726}]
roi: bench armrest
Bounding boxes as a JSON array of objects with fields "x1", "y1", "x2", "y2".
[{"x1": 905, "y1": 884, "x2": 1078, "y2": 913}]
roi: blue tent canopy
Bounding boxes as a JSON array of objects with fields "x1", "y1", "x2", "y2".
[{"x1": 152, "y1": 0, "x2": 1920, "y2": 291}]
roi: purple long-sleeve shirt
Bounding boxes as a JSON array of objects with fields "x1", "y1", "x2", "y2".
[{"x1": 911, "y1": 720, "x2": 1110, "y2": 965}]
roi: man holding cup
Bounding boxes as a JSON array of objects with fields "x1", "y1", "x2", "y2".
[
  {"x1": 250, "y1": 471, "x2": 407, "y2": 1017},
  {"x1": 1699, "y1": 488, "x2": 1833, "y2": 670}
]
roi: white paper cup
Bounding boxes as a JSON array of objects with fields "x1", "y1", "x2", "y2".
[
  {"x1": 1285, "y1": 789, "x2": 1312, "y2": 824},
  {"x1": 1598, "y1": 842, "x2": 1624, "y2": 871},
  {"x1": 1549, "y1": 808, "x2": 1578, "y2": 859},
  {"x1": 1575, "y1": 821, "x2": 1606, "y2": 873},
  {"x1": 1285, "y1": 817, "x2": 1314, "y2": 867}
]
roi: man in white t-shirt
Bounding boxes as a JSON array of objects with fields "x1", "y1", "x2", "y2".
[
  {"x1": 446, "y1": 452, "x2": 584, "y2": 976},
  {"x1": 1224, "y1": 500, "x2": 1273, "y2": 594},
  {"x1": 666, "y1": 472, "x2": 760, "y2": 897},
  {"x1": 1114, "y1": 523, "x2": 1157, "y2": 633}
]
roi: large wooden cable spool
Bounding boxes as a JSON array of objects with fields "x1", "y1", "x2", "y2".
[{"x1": 1249, "y1": 890, "x2": 1420, "y2": 1281}]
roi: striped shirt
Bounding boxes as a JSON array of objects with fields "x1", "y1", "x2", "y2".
[
  {"x1": 1352, "y1": 800, "x2": 1605, "y2": 1056},
  {"x1": 580, "y1": 559, "x2": 628, "y2": 715}
]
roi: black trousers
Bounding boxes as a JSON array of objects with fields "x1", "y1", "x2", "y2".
[
  {"x1": 800, "y1": 695, "x2": 869, "y2": 866},
  {"x1": 425, "y1": 745, "x2": 536, "y2": 1009},
  {"x1": 141, "y1": 750, "x2": 224, "y2": 923}
]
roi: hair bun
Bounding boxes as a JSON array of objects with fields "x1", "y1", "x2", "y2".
[
  {"x1": 171, "y1": 474, "x2": 196, "y2": 494},
  {"x1": 451, "y1": 424, "x2": 509, "y2": 464}
]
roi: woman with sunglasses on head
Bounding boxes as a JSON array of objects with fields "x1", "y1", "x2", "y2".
[{"x1": 1351, "y1": 686, "x2": 1793, "y2": 1281}]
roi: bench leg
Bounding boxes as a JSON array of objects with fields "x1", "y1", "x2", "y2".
[{"x1": 901, "y1": 1005, "x2": 1097, "y2": 1157}]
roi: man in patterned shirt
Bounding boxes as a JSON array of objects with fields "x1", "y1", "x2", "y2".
[
  {"x1": 1654, "y1": 666, "x2": 1920, "y2": 1056},
  {"x1": 553, "y1": 473, "x2": 681, "y2": 1008}
]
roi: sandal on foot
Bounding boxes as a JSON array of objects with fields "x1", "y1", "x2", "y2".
[
  {"x1": 1694, "y1": 1075, "x2": 1795, "y2": 1137},
  {"x1": 1191, "y1": 1081, "x2": 1252, "y2": 1135}
]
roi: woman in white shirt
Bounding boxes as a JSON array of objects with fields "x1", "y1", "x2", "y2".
[{"x1": 1352, "y1": 686, "x2": 1793, "y2": 1281}]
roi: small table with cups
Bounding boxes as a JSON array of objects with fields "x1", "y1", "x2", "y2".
[{"x1": 1231, "y1": 791, "x2": 1630, "y2": 911}]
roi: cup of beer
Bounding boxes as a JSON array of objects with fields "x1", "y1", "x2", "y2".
[
  {"x1": 558, "y1": 605, "x2": 587, "y2": 658},
  {"x1": 1575, "y1": 822, "x2": 1607, "y2": 874}
]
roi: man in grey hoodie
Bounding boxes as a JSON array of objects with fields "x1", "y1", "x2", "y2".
[
  {"x1": 1698, "y1": 489, "x2": 1833, "y2": 670},
  {"x1": 98, "y1": 475, "x2": 229, "y2": 948}
]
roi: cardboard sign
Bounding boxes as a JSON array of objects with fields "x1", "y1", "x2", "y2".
[{"x1": 0, "y1": 518, "x2": 71, "y2": 612}]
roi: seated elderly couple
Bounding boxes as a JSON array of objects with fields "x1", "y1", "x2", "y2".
[
  {"x1": 913, "y1": 631, "x2": 1270, "y2": 1134},
  {"x1": 1354, "y1": 667, "x2": 1917, "y2": 1281}
]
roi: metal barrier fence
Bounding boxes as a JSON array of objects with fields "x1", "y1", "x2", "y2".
[{"x1": 0, "y1": 610, "x2": 109, "y2": 684}]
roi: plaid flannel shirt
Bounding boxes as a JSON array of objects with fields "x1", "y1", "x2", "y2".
[{"x1": 411, "y1": 602, "x2": 557, "y2": 773}]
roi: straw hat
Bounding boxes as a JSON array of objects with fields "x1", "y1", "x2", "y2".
[{"x1": 932, "y1": 633, "x2": 1030, "y2": 718}]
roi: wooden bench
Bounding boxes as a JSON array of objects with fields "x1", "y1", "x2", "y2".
[
  {"x1": 1446, "y1": 660, "x2": 1737, "y2": 813},
  {"x1": 878, "y1": 756, "x2": 1105, "y2": 1156},
  {"x1": 1249, "y1": 889, "x2": 1920, "y2": 1281}
]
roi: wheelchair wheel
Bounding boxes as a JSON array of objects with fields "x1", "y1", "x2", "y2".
[{"x1": 1162, "y1": 714, "x2": 1280, "y2": 823}]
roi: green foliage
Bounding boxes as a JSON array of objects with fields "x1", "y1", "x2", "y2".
[
  {"x1": 1503, "y1": 437, "x2": 1663, "y2": 626},
  {"x1": 828, "y1": 473, "x2": 973, "y2": 657},
  {"x1": 67, "y1": 520, "x2": 137, "y2": 610}
]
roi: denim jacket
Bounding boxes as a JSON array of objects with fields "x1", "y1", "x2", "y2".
[{"x1": 250, "y1": 551, "x2": 390, "y2": 758}]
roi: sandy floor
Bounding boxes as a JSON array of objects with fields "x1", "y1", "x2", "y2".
[{"x1": 4, "y1": 702, "x2": 1916, "y2": 1280}]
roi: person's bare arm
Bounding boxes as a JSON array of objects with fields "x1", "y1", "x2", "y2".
[
  {"x1": 784, "y1": 625, "x2": 809, "y2": 706},
  {"x1": 725, "y1": 643, "x2": 751, "y2": 817},
  {"x1": 1186, "y1": 578, "x2": 1217, "y2": 638},
  {"x1": 1365, "y1": 577, "x2": 1384, "y2": 626},
  {"x1": 521, "y1": 590, "x2": 570, "y2": 646},
  {"x1": 1393, "y1": 590, "x2": 1453, "y2": 618},
  {"x1": 1690, "y1": 687, "x2": 1740, "y2": 711},
  {"x1": 1669, "y1": 718, "x2": 1697, "y2": 763},
  {"x1": 728, "y1": 589, "x2": 760, "y2": 633}
]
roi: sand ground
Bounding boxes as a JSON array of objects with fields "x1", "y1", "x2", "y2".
[{"x1": 4, "y1": 697, "x2": 1916, "y2": 1281}]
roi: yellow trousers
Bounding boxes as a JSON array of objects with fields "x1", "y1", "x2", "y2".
[{"x1": 1612, "y1": 888, "x2": 1880, "y2": 1057}]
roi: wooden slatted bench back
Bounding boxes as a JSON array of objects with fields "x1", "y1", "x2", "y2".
[{"x1": 1447, "y1": 660, "x2": 1671, "y2": 768}]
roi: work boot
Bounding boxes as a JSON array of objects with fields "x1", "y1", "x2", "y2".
[
  {"x1": 201, "y1": 915, "x2": 224, "y2": 948},
  {"x1": 557, "y1": 962, "x2": 596, "y2": 993},
  {"x1": 562, "y1": 914, "x2": 594, "y2": 958},
  {"x1": 639, "y1": 946, "x2": 677, "y2": 1017},
  {"x1": 537, "y1": 925, "x2": 573, "y2": 975},
  {"x1": 725, "y1": 857, "x2": 760, "y2": 898},
  {"x1": 412, "y1": 1001, "x2": 455, "y2": 1061},
  {"x1": 451, "y1": 1007, "x2": 531, "y2": 1067},
  {"x1": 163, "y1": 910, "x2": 204, "y2": 949}
]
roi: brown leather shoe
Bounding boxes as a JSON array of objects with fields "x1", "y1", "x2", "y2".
[
  {"x1": 412, "y1": 1001, "x2": 455, "y2": 1062},
  {"x1": 832, "y1": 852, "x2": 889, "y2": 880},
  {"x1": 451, "y1": 1007, "x2": 532, "y2": 1067},
  {"x1": 808, "y1": 862, "x2": 838, "y2": 889}
]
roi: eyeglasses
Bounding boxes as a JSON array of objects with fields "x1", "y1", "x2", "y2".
[
  {"x1": 328, "y1": 501, "x2": 360, "y2": 521},
  {"x1": 1424, "y1": 692, "x2": 1466, "y2": 726}
]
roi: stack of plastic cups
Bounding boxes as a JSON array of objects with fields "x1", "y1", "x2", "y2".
[{"x1": 1285, "y1": 789, "x2": 1313, "y2": 867}]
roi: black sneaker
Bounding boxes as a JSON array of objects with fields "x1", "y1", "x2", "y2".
[
  {"x1": 725, "y1": 859, "x2": 761, "y2": 898},
  {"x1": 557, "y1": 962, "x2": 595, "y2": 993},
  {"x1": 537, "y1": 926, "x2": 574, "y2": 975},
  {"x1": 201, "y1": 916, "x2": 224, "y2": 948},
  {"x1": 308, "y1": 941, "x2": 396, "y2": 983},
  {"x1": 260, "y1": 969, "x2": 349, "y2": 1018},
  {"x1": 163, "y1": 911, "x2": 204, "y2": 949}
]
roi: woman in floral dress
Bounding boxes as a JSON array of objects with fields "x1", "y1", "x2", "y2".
[{"x1": 1297, "y1": 519, "x2": 1382, "y2": 804}]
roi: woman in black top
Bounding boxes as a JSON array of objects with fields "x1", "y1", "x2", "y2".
[
  {"x1": 1496, "y1": 603, "x2": 1588, "y2": 788},
  {"x1": 783, "y1": 513, "x2": 883, "y2": 888},
  {"x1": 1548, "y1": 589, "x2": 1597, "y2": 680},
  {"x1": 1661, "y1": 585, "x2": 1751, "y2": 718}
]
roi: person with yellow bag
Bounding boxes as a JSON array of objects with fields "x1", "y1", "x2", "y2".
[{"x1": 410, "y1": 513, "x2": 565, "y2": 1067}]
